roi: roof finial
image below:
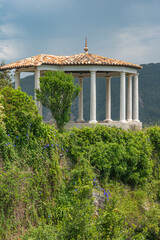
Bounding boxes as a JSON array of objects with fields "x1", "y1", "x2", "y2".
[{"x1": 84, "y1": 38, "x2": 88, "y2": 53}]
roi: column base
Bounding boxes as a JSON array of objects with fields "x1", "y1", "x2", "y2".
[
  {"x1": 39, "y1": 108, "x2": 42, "y2": 116},
  {"x1": 103, "y1": 119, "x2": 113, "y2": 123},
  {"x1": 132, "y1": 119, "x2": 140, "y2": 122},
  {"x1": 89, "y1": 120, "x2": 97, "y2": 124},
  {"x1": 120, "y1": 120, "x2": 128, "y2": 123},
  {"x1": 36, "y1": 101, "x2": 42, "y2": 116},
  {"x1": 127, "y1": 119, "x2": 132, "y2": 122},
  {"x1": 77, "y1": 119, "x2": 85, "y2": 123}
]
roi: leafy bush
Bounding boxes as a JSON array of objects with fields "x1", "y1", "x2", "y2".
[
  {"x1": 147, "y1": 126, "x2": 160, "y2": 157},
  {"x1": 146, "y1": 126, "x2": 160, "y2": 158},
  {"x1": 62, "y1": 126, "x2": 152, "y2": 186},
  {"x1": 0, "y1": 136, "x2": 62, "y2": 239},
  {"x1": 0, "y1": 130, "x2": 18, "y2": 167},
  {"x1": 53, "y1": 157, "x2": 99, "y2": 239},
  {"x1": 22, "y1": 224, "x2": 57, "y2": 240},
  {"x1": 97, "y1": 182, "x2": 160, "y2": 240},
  {"x1": 0, "y1": 61, "x2": 13, "y2": 90},
  {"x1": 97, "y1": 200, "x2": 126, "y2": 239},
  {"x1": 146, "y1": 126, "x2": 160, "y2": 181},
  {"x1": 0, "y1": 87, "x2": 42, "y2": 140}
]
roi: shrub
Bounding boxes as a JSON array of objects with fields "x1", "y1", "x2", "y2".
[
  {"x1": 0, "y1": 140, "x2": 62, "y2": 239},
  {"x1": 53, "y1": 157, "x2": 99, "y2": 239},
  {"x1": 0, "y1": 126, "x2": 18, "y2": 167},
  {"x1": 22, "y1": 224, "x2": 57, "y2": 240},
  {"x1": 62, "y1": 126, "x2": 152, "y2": 186},
  {"x1": 147, "y1": 126, "x2": 160, "y2": 158},
  {"x1": 97, "y1": 201, "x2": 126, "y2": 239},
  {"x1": 146, "y1": 126, "x2": 160, "y2": 180},
  {"x1": 0, "y1": 61, "x2": 13, "y2": 90},
  {"x1": 0, "y1": 87, "x2": 42, "y2": 140}
]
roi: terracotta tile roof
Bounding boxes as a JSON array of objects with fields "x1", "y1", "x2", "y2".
[{"x1": 0, "y1": 52, "x2": 142, "y2": 70}]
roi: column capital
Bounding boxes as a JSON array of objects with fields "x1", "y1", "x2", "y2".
[
  {"x1": 78, "y1": 76, "x2": 84, "y2": 81},
  {"x1": 90, "y1": 70, "x2": 97, "y2": 74},
  {"x1": 127, "y1": 74, "x2": 133, "y2": 78},
  {"x1": 120, "y1": 71, "x2": 126, "y2": 76},
  {"x1": 106, "y1": 76, "x2": 112, "y2": 80},
  {"x1": 133, "y1": 73, "x2": 139, "y2": 77}
]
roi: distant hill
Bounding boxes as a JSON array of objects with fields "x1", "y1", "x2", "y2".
[
  {"x1": 17, "y1": 63, "x2": 160, "y2": 125},
  {"x1": 139, "y1": 63, "x2": 160, "y2": 125}
]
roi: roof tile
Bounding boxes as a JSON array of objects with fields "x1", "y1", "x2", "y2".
[{"x1": 0, "y1": 52, "x2": 142, "y2": 70}]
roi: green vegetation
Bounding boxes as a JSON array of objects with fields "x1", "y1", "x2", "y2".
[
  {"x1": 1, "y1": 87, "x2": 160, "y2": 239},
  {"x1": 0, "y1": 61, "x2": 13, "y2": 90},
  {"x1": 61, "y1": 127, "x2": 152, "y2": 187},
  {"x1": 36, "y1": 71, "x2": 80, "y2": 132}
]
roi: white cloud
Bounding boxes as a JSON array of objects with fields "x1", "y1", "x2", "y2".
[
  {"x1": 114, "y1": 25, "x2": 160, "y2": 63},
  {"x1": 0, "y1": 24, "x2": 20, "y2": 37},
  {"x1": 0, "y1": 40, "x2": 24, "y2": 61},
  {"x1": 95, "y1": 25, "x2": 160, "y2": 64}
]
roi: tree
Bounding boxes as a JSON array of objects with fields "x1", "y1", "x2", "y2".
[
  {"x1": 0, "y1": 61, "x2": 13, "y2": 90},
  {"x1": 36, "y1": 71, "x2": 81, "y2": 132}
]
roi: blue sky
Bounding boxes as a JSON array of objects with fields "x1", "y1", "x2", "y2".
[{"x1": 0, "y1": 0, "x2": 160, "y2": 65}]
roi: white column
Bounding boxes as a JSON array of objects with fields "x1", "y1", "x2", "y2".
[
  {"x1": 77, "y1": 77, "x2": 84, "y2": 122},
  {"x1": 15, "y1": 71, "x2": 20, "y2": 89},
  {"x1": 127, "y1": 74, "x2": 132, "y2": 122},
  {"x1": 120, "y1": 72, "x2": 126, "y2": 122},
  {"x1": 89, "y1": 71, "x2": 97, "y2": 123},
  {"x1": 133, "y1": 73, "x2": 139, "y2": 121},
  {"x1": 104, "y1": 77, "x2": 112, "y2": 122},
  {"x1": 35, "y1": 69, "x2": 42, "y2": 116}
]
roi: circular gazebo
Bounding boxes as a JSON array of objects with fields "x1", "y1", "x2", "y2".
[{"x1": 0, "y1": 40, "x2": 142, "y2": 129}]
